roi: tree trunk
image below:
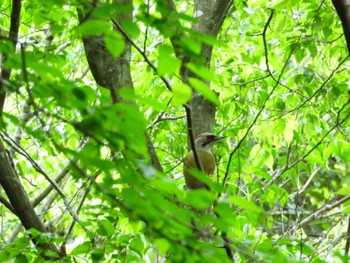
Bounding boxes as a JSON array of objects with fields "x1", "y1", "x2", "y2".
[
  {"x1": 0, "y1": 140, "x2": 61, "y2": 257},
  {"x1": 167, "y1": 0, "x2": 233, "y2": 147},
  {"x1": 77, "y1": 0, "x2": 163, "y2": 172},
  {"x1": 188, "y1": 1, "x2": 229, "y2": 137}
]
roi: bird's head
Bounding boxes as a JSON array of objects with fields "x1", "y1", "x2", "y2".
[{"x1": 194, "y1": 133, "x2": 225, "y2": 151}]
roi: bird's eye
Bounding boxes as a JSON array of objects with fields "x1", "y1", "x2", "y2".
[{"x1": 207, "y1": 135, "x2": 216, "y2": 140}]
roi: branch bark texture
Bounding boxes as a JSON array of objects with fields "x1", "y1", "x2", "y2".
[
  {"x1": 166, "y1": 0, "x2": 233, "y2": 145},
  {"x1": 333, "y1": 0, "x2": 350, "y2": 53},
  {"x1": 0, "y1": 0, "x2": 22, "y2": 116},
  {"x1": 0, "y1": 140, "x2": 61, "y2": 256},
  {"x1": 77, "y1": 0, "x2": 163, "y2": 172}
]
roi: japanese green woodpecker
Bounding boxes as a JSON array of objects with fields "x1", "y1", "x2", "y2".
[{"x1": 183, "y1": 133, "x2": 225, "y2": 189}]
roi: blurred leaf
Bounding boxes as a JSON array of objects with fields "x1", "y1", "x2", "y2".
[
  {"x1": 91, "y1": 248, "x2": 105, "y2": 262},
  {"x1": 188, "y1": 78, "x2": 220, "y2": 105},
  {"x1": 178, "y1": 37, "x2": 201, "y2": 55},
  {"x1": 336, "y1": 186, "x2": 350, "y2": 196},
  {"x1": 14, "y1": 254, "x2": 28, "y2": 263},
  {"x1": 92, "y1": 4, "x2": 133, "y2": 18},
  {"x1": 158, "y1": 45, "x2": 181, "y2": 76},
  {"x1": 172, "y1": 80, "x2": 192, "y2": 106},
  {"x1": 71, "y1": 242, "x2": 91, "y2": 255},
  {"x1": 184, "y1": 189, "x2": 215, "y2": 210},
  {"x1": 129, "y1": 237, "x2": 144, "y2": 256},
  {"x1": 121, "y1": 18, "x2": 140, "y2": 39},
  {"x1": 154, "y1": 238, "x2": 170, "y2": 256},
  {"x1": 230, "y1": 196, "x2": 262, "y2": 213},
  {"x1": 105, "y1": 31, "x2": 125, "y2": 58},
  {"x1": 186, "y1": 63, "x2": 214, "y2": 81},
  {"x1": 76, "y1": 20, "x2": 110, "y2": 36},
  {"x1": 98, "y1": 219, "x2": 115, "y2": 236}
]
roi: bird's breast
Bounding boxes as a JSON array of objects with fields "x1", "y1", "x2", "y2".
[{"x1": 183, "y1": 150, "x2": 216, "y2": 175}]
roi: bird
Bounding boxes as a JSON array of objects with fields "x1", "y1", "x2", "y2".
[{"x1": 183, "y1": 133, "x2": 225, "y2": 189}]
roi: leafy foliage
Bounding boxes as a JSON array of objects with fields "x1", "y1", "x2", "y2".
[{"x1": 1, "y1": 0, "x2": 350, "y2": 262}]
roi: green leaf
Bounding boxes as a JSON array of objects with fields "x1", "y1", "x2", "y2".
[
  {"x1": 250, "y1": 144, "x2": 261, "y2": 159},
  {"x1": 158, "y1": 45, "x2": 181, "y2": 76},
  {"x1": 91, "y1": 4, "x2": 120, "y2": 18},
  {"x1": 14, "y1": 254, "x2": 28, "y2": 263},
  {"x1": 256, "y1": 239, "x2": 276, "y2": 253},
  {"x1": 91, "y1": 4, "x2": 133, "y2": 19},
  {"x1": 98, "y1": 219, "x2": 115, "y2": 236},
  {"x1": 172, "y1": 80, "x2": 192, "y2": 106},
  {"x1": 186, "y1": 63, "x2": 214, "y2": 81},
  {"x1": 184, "y1": 189, "x2": 215, "y2": 210},
  {"x1": 76, "y1": 20, "x2": 110, "y2": 36},
  {"x1": 105, "y1": 31, "x2": 125, "y2": 58},
  {"x1": 336, "y1": 186, "x2": 350, "y2": 196},
  {"x1": 72, "y1": 87, "x2": 87, "y2": 101},
  {"x1": 129, "y1": 237, "x2": 144, "y2": 256},
  {"x1": 118, "y1": 87, "x2": 137, "y2": 100},
  {"x1": 275, "y1": 99, "x2": 286, "y2": 111},
  {"x1": 121, "y1": 18, "x2": 140, "y2": 39},
  {"x1": 188, "y1": 78, "x2": 220, "y2": 105},
  {"x1": 230, "y1": 196, "x2": 262, "y2": 213},
  {"x1": 71, "y1": 242, "x2": 91, "y2": 255},
  {"x1": 91, "y1": 248, "x2": 105, "y2": 262},
  {"x1": 179, "y1": 37, "x2": 201, "y2": 55},
  {"x1": 154, "y1": 238, "x2": 170, "y2": 256},
  {"x1": 0, "y1": 251, "x2": 10, "y2": 262}
]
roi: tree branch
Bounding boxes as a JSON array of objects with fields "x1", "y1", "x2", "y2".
[
  {"x1": 1, "y1": 133, "x2": 89, "y2": 233},
  {"x1": 0, "y1": 0, "x2": 22, "y2": 116},
  {"x1": 332, "y1": 0, "x2": 350, "y2": 53},
  {"x1": 287, "y1": 193, "x2": 350, "y2": 234},
  {"x1": 345, "y1": 215, "x2": 350, "y2": 256},
  {"x1": 0, "y1": 139, "x2": 62, "y2": 257},
  {"x1": 184, "y1": 104, "x2": 203, "y2": 172}
]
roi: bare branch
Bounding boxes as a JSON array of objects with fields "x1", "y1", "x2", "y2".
[
  {"x1": 289, "y1": 166, "x2": 321, "y2": 198},
  {"x1": 0, "y1": 194, "x2": 16, "y2": 214},
  {"x1": 147, "y1": 113, "x2": 185, "y2": 130},
  {"x1": 0, "y1": 0, "x2": 22, "y2": 116},
  {"x1": 184, "y1": 104, "x2": 203, "y2": 172},
  {"x1": 332, "y1": 0, "x2": 350, "y2": 53},
  {"x1": 288, "y1": 194, "x2": 350, "y2": 234},
  {"x1": 345, "y1": 215, "x2": 350, "y2": 256}
]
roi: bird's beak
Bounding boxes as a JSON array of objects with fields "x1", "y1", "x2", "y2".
[{"x1": 214, "y1": 135, "x2": 225, "y2": 141}]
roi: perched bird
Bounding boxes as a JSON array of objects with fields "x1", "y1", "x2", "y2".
[{"x1": 183, "y1": 133, "x2": 225, "y2": 189}]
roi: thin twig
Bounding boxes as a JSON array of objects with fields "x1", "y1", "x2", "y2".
[
  {"x1": 111, "y1": 19, "x2": 172, "y2": 92},
  {"x1": 222, "y1": 10, "x2": 277, "y2": 187},
  {"x1": 287, "y1": 193, "x2": 350, "y2": 234},
  {"x1": 345, "y1": 215, "x2": 350, "y2": 256},
  {"x1": 289, "y1": 166, "x2": 321, "y2": 198}
]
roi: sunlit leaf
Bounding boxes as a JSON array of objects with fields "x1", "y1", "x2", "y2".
[
  {"x1": 336, "y1": 186, "x2": 350, "y2": 196},
  {"x1": 121, "y1": 18, "x2": 140, "y2": 39},
  {"x1": 230, "y1": 196, "x2": 262, "y2": 213},
  {"x1": 71, "y1": 242, "x2": 91, "y2": 255},
  {"x1": 75, "y1": 20, "x2": 110, "y2": 36},
  {"x1": 186, "y1": 63, "x2": 214, "y2": 81},
  {"x1": 105, "y1": 31, "x2": 125, "y2": 58},
  {"x1": 158, "y1": 45, "x2": 181, "y2": 76},
  {"x1": 172, "y1": 80, "x2": 192, "y2": 106},
  {"x1": 188, "y1": 78, "x2": 220, "y2": 105},
  {"x1": 184, "y1": 189, "x2": 215, "y2": 210}
]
